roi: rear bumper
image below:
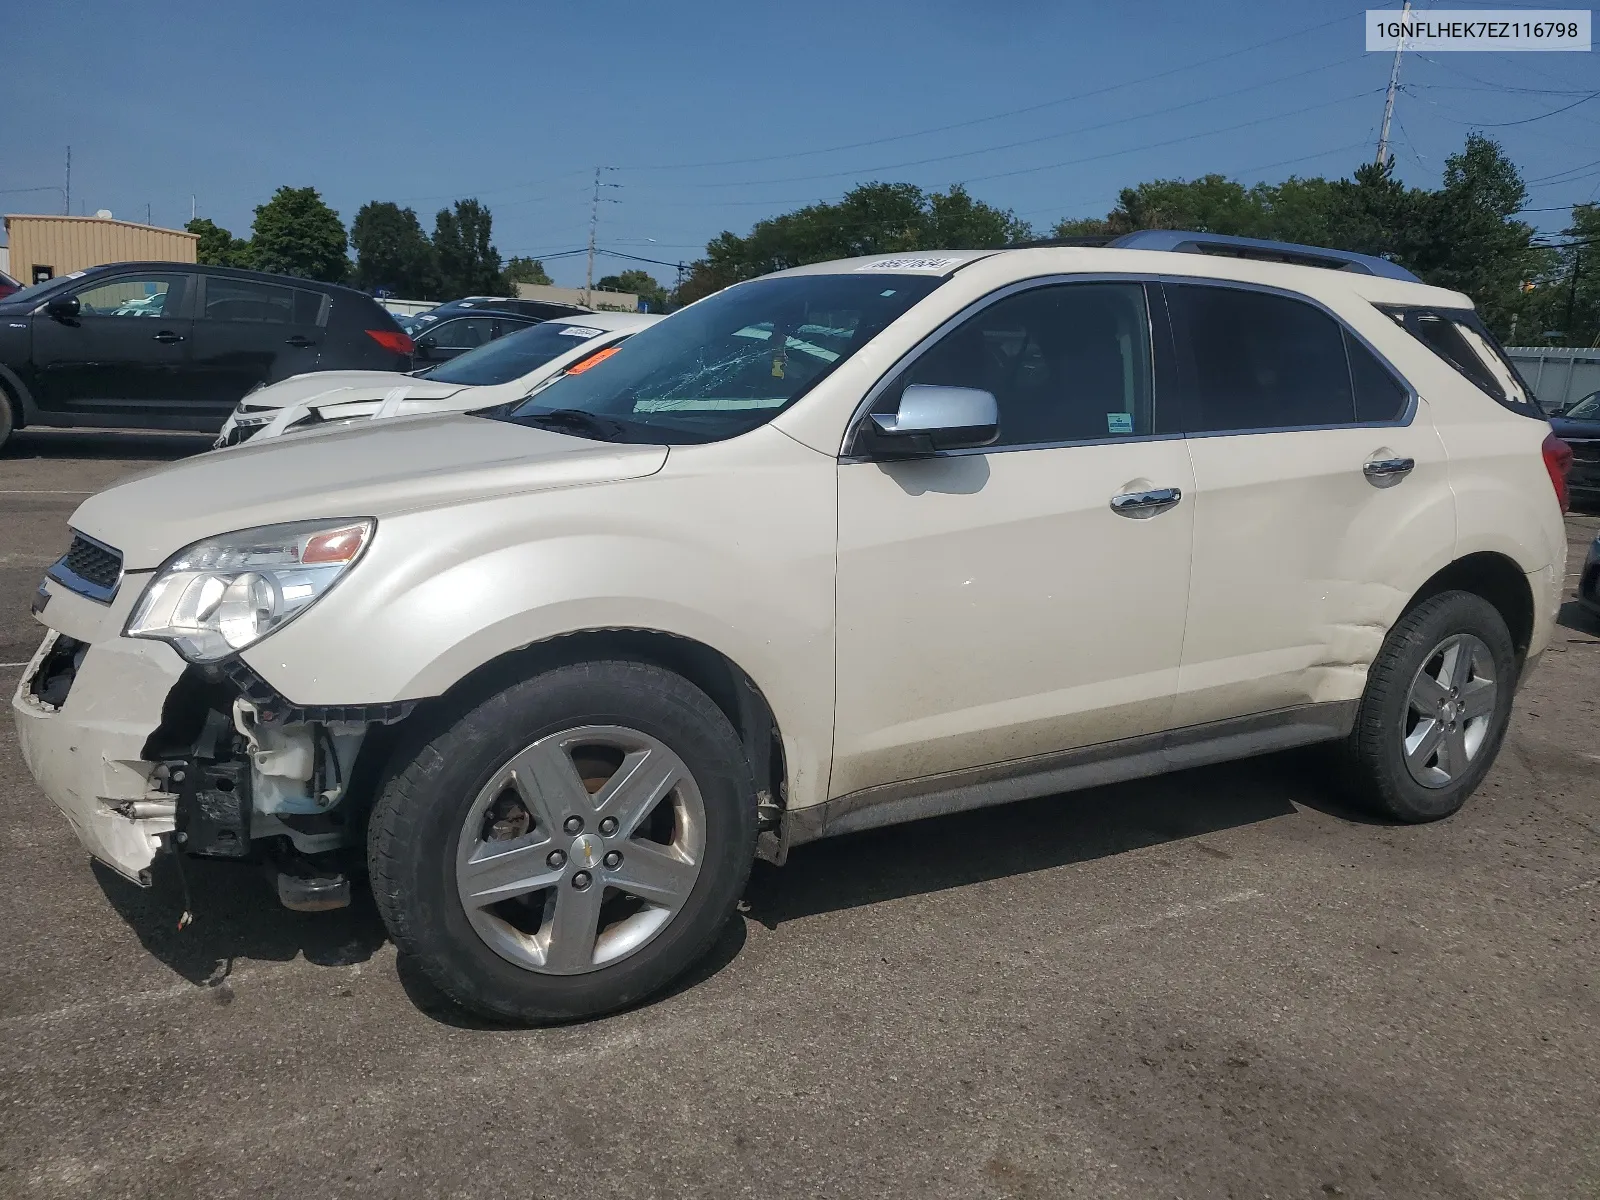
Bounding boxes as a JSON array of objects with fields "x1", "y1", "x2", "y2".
[{"x1": 11, "y1": 629, "x2": 186, "y2": 883}]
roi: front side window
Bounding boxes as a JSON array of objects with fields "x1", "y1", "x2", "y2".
[
  {"x1": 204, "y1": 277, "x2": 295, "y2": 324},
  {"x1": 421, "y1": 316, "x2": 497, "y2": 353},
  {"x1": 494, "y1": 273, "x2": 943, "y2": 444},
  {"x1": 76, "y1": 274, "x2": 188, "y2": 318},
  {"x1": 422, "y1": 321, "x2": 605, "y2": 386},
  {"x1": 1168, "y1": 283, "x2": 1356, "y2": 433},
  {"x1": 872, "y1": 281, "x2": 1155, "y2": 446}
]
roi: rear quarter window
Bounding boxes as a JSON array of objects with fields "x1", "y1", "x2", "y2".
[{"x1": 1383, "y1": 305, "x2": 1540, "y2": 418}]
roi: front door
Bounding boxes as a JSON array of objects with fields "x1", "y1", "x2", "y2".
[
  {"x1": 832, "y1": 280, "x2": 1195, "y2": 798},
  {"x1": 31, "y1": 272, "x2": 196, "y2": 419},
  {"x1": 1162, "y1": 280, "x2": 1454, "y2": 727}
]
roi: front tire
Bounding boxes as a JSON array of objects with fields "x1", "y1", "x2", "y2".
[
  {"x1": 369, "y1": 660, "x2": 757, "y2": 1022},
  {"x1": 1339, "y1": 590, "x2": 1517, "y2": 823}
]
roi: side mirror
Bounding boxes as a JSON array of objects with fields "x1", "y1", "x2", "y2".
[
  {"x1": 864, "y1": 384, "x2": 999, "y2": 457},
  {"x1": 45, "y1": 294, "x2": 80, "y2": 320}
]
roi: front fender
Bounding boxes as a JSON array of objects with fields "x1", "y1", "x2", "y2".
[{"x1": 240, "y1": 428, "x2": 840, "y2": 809}]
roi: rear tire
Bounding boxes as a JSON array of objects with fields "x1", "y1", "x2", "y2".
[
  {"x1": 368, "y1": 660, "x2": 757, "y2": 1023},
  {"x1": 0, "y1": 385, "x2": 15, "y2": 453},
  {"x1": 1339, "y1": 590, "x2": 1516, "y2": 823}
]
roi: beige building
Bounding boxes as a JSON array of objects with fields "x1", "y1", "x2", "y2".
[
  {"x1": 514, "y1": 282, "x2": 641, "y2": 312},
  {"x1": 3, "y1": 214, "x2": 198, "y2": 286}
]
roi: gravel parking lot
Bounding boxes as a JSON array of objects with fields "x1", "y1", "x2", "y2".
[{"x1": 2, "y1": 430, "x2": 1597, "y2": 1200}]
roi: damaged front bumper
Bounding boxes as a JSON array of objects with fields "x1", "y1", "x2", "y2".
[
  {"x1": 12, "y1": 576, "x2": 387, "y2": 895},
  {"x1": 12, "y1": 627, "x2": 186, "y2": 883}
]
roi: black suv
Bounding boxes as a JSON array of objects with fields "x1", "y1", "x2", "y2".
[{"x1": 0, "y1": 262, "x2": 414, "y2": 450}]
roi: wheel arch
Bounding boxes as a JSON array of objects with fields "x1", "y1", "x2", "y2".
[
  {"x1": 1402, "y1": 551, "x2": 1535, "y2": 662},
  {"x1": 0, "y1": 361, "x2": 34, "y2": 428},
  {"x1": 386, "y1": 627, "x2": 791, "y2": 858}
]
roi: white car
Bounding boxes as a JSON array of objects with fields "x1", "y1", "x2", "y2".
[
  {"x1": 14, "y1": 235, "x2": 1568, "y2": 1023},
  {"x1": 213, "y1": 312, "x2": 658, "y2": 446}
]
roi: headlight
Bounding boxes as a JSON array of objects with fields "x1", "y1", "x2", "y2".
[{"x1": 125, "y1": 518, "x2": 373, "y2": 662}]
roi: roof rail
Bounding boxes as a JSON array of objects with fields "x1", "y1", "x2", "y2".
[{"x1": 1107, "y1": 230, "x2": 1421, "y2": 283}]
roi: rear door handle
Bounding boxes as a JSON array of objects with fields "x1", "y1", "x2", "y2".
[
  {"x1": 1110, "y1": 486, "x2": 1182, "y2": 518},
  {"x1": 1363, "y1": 456, "x2": 1415, "y2": 484},
  {"x1": 151, "y1": 330, "x2": 184, "y2": 344},
  {"x1": 285, "y1": 335, "x2": 317, "y2": 348}
]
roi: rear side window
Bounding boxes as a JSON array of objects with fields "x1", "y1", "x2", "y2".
[
  {"x1": 1167, "y1": 284, "x2": 1354, "y2": 432},
  {"x1": 205, "y1": 277, "x2": 296, "y2": 324},
  {"x1": 294, "y1": 290, "x2": 326, "y2": 325},
  {"x1": 1385, "y1": 306, "x2": 1539, "y2": 417},
  {"x1": 1346, "y1": 331, "x2": 1409, "y2": 422}
]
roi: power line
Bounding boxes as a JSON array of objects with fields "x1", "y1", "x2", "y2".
[
  {"x1": 621, "y1": 7, "x2": 1370, "y2": 173},
  {"x1": 664, "y1": 55, "x2": 1366, "y2": 192},
  {"x1": 959, "y1": 88, "x2": 1386, "y2": 186}
]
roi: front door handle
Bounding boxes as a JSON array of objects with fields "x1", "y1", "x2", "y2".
[
  {"x1": 285, "y1": 335, "x2": 317, "y2": 348},
  {"x1": 1110, "y1": 486, "x2": 1182, "y2": 518},
  {"x1": 151, "y1": 330, "x2": 185, "y2": 344},
  {"x1": 1363, "y1": 456, "x2": 1415, "y2": 485}
]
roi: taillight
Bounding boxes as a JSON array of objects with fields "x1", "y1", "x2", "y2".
[
  {"x1": 366, "y1": 328, "x2": 414, "y2": 355},
  {"x1": 1542, "y1": 432, "x2": 1572, "y2": 514}
]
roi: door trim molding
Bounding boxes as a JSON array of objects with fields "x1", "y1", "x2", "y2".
[{"x1": 787, "y1": 700, "x2": 1357, "y2": 846}]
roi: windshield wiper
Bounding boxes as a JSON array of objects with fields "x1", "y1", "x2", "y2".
[{"x1": 515, "y1": 407, "x2": 630, "y2": 441}]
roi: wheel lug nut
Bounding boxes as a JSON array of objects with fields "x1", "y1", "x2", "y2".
[
  {"x1": 563, "y1": 815, "x2": 583, "y2": 834},
  {"x1": 572, "y1": 871, "x2": 592, "y2": 890},
  {"x1": 547, "y1": 849, "x2": 566, "y2": 869},
  {"x1": 603, "y1": 850, "x2": 622, "y2": 869},
  {"x1": 598, "y1": 816, "x2": 619, "y2": 836}
]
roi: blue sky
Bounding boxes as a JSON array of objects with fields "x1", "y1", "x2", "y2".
[{"x1": 3, "y1": 1, "x2": 1596, "y2": 290}]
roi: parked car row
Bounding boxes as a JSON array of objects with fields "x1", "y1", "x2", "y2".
[
  {"x1": 13, "y1": 232, "x2": 1572, "y2": 1024},
  {"x1": 215, "y1": 311, "x2": 657, "y2": 445},
  {"x1": 0, "y1": 266, "x2": 606, "y2": 451},
  {"x1": 0, "y1": 262, "x2": 414, "y2": 450}
]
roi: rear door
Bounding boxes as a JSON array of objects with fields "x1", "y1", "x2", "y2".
[
  {"x1": 30, "y1": 271, "x2": 197, "y2": 419},
  {"x1": 1163, "y1": 280, "x2": 1453, "y2": 728},
  {"x1": 189, "y1": 275, "x2": 326, "y2": 413}
]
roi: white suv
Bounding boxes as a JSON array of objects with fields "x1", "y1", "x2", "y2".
[{"x1": 13, "y1": 235, "x2": 1569, "y2": 1022}]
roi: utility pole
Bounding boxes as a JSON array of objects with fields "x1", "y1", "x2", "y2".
[
  {"x1": 145, "y1": 202, "x2": 152, "y2": 225},
  {"x1": 1376, "y1": 0, "x2": 1411, "y2": 167},
  {"x1": 1566, "y1": 247, "x2": 1582, "y2": 342},
  {"x1": 584, "y1": 166, "x2": 619, "y2": 306},
  {"x1": 63, "y1": 146, "x2": 70, "y2": 215},
  {"x1": 191, "y1": 195, "x2": 197, "y2": 222}
]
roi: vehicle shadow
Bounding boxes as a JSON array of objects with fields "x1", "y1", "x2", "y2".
[
  {"x1": 93, "y1": 855, "x2": 387, "y2": 987},
  {"x1": 3, "y1": 429, "x2": 213, "y2": 461},
  {"x1": 1557, "y1": 598, "x2": 1599, "y2": 635},
  {"x1": 92, "y1": 751, "x2": 1357, "y2": 1022},
  {"x1": 744, "y1": 751, "x2": 1362, "y2": 929}
]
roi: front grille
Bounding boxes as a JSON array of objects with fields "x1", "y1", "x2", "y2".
[{"x1": 47, "y1": 533, "x2": 124, "y2": 603}]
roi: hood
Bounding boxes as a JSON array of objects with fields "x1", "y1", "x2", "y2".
[
  {"x1": 70, "y1": 413, "x2": 668, "y2": 568},
  {"x1": 243, "y1": 370, "x2": 468, "y2": 410},
  {"x1": 1550, "y1": 416, "x2": 1600, "y2": 439}
]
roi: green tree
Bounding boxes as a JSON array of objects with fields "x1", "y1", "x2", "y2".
[
  {"x1": 433, "y1": 198, "x2": 504, "y2": 297},
  {"x1": 675, "y1": 182, "x2": 1030, "y2": 306},
  {"x1": 249, "y1": 186, "x2": 349, "y2": 282},
  {"x1": 1522, "y1": 203, "x2": 1599, "y2": 346},
  {"x1": 185, "y1": 217, "x2": 252, "y2": 267},
  {"x1": 504, "y1": 256, "x2": 553, "y2": 287},
  {"x1": 349, "y1": 201, "x2": 437, "y2": 298},
  {"x1": 595, "y1": 269, "x2": 669, "y2": 312}
]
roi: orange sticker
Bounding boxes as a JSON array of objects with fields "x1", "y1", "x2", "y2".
[{"x1": 564, "y1": 345, "x2": 621, "y2": 375}]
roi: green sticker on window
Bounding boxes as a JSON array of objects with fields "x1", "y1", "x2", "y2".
[{"x1": 1106, "y1": 412, "x2": 1133, "y2": 434}]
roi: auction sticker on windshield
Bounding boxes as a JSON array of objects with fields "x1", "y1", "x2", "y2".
[
  {"x1": 558, "y1": 326, "x2": 605, "y2": 338},
  {"x1": 853, "y1": 256, "x2": 964, "y2": 273}
]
